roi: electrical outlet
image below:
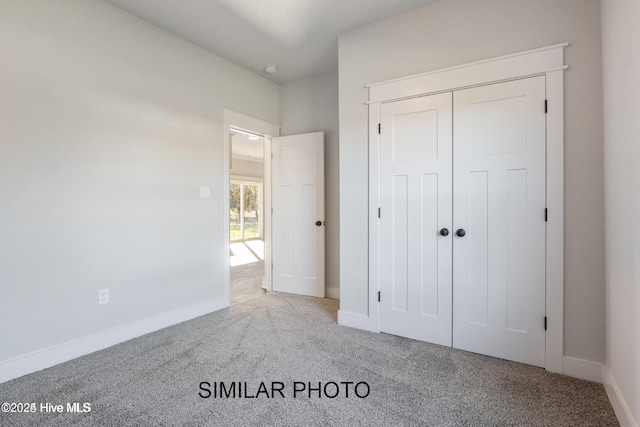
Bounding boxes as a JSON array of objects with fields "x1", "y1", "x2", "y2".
[
  {"x1": 199, "y1": 186, "x2": 211, "y2": 199},
  {"x1": 98, "y1": 288, "x2": 109, "y2": 305}
]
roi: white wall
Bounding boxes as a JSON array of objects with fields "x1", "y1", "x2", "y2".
[
  {"x1": 0, "y1": 0, "x2": 279, "y2": 375},
  {"x1": 280, "y1": 70, "x2": 340, "y2": 299},
  {"x1": 602, "y1": 0, "x2": 640, "y2": 424},
  {"x1": 339, "y1": 0, "x2": 605, "y2": 363}
]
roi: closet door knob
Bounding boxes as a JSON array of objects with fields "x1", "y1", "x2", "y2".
[
  {"x1": 456, "y1": 228, "x2": 466, "y2": 237},
  {"x1": 440, "y1": 228, "x2": 449, "y2": 236},
  {"x1": 315, "y1": 221, "x2": 322, "y2": 226}
]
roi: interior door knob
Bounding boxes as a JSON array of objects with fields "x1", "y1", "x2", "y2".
[
  {"x1": 456, "y1": 228, "x2": 466, "y2": 237},
  {"x1": 315, "y1": 221, "x2": 322, "y2": 226},
  {"x1": 440, "y1": 228, "x2": 449, "y2": 236}
]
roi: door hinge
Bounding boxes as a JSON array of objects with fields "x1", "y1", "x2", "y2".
[
  {"x1": 378, "y1": 291, "x2": 381, "y2": 302},
  {"x1": 544, "y1": 316, "x2": 548, "y2": 331},
  {"x1": 378, "y1": 123, "x2": 381, "y2": 134},
  {"x1": 545, "y1": 208, "x2": 548, "y2": 222},
  {"x1": 544, "y1": 99, "x2": 548, "y2": 114},
  {"x1": 378, "y1": 207, "x2": 381, "y2": 218}
]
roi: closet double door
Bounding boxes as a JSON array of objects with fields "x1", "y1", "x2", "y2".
[{"x1": 378, "y1": 76, "x2": 546, "y2": 367}]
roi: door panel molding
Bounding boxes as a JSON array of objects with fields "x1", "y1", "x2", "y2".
[{"x1": 360, "y1": 44, "x2": 566, "y2": 374}]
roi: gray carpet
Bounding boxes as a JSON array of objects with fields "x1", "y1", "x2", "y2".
[{"x1": 0, "y1": 294, "x2": 618, "y2": 426}]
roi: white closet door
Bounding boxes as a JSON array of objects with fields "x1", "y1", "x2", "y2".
[
  {"x1": 379, "y1": 93, "x2": 453, "y2": 346},
  {"x1": 272, "y1": 132, "x2": 325, "y2": 298},
  {"x1": 452, "y1": 76, "x2": 547, "y2": 367}
]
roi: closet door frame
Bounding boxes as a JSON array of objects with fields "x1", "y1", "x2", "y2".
[{"x1": 366, "y1": 43, "x2": 567, "y2": 374}]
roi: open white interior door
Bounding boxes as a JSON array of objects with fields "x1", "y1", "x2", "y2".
[{"x1": 272, "y1": 132, "x2": 325, "y2": 298}]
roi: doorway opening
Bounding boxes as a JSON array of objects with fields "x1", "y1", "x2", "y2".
[
  {"x1": 223, "y1": 110, "x2": 278, "y2": 307},
  {"x1": 229, "y1": 127, "x2": 266, "y2": 305}
]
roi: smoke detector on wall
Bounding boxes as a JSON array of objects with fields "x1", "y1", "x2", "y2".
[{"x1": 264, "y1": 64, "x2": 278, "y2": 74}]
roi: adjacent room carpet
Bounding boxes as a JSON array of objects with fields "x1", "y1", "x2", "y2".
[
  {"x1": 0, "y1": 294, "x2": 618, "y2": 426},
  {"x1": 230, "y1": 260, "x2": 265, "y2": 306}
]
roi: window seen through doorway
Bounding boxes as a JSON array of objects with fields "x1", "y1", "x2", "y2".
[{"x1": 230, "y1": 181, "x2": 262, "y2": 241}]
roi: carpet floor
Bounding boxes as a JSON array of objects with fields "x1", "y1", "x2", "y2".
[{"x1": 0, "y1": 294, "x2": 618, "y2": 426}]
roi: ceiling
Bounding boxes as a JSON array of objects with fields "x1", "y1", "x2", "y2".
[
  {"x1": 103, "y1": 0, "x2": 440, "y2": 84},
  {"x1": 232, "y1": 132, "x2": 264, "y2": 161}
]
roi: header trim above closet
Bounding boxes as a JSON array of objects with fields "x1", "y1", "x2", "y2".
[{"x1": 366, "y1": 43, "x2": 567, "y2": 104}]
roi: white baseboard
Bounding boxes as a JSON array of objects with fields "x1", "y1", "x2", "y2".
[
  {"x1": 0, "y1": 297, "x2": 229, "y2": 384},
  {"x1": 562, "y1": 356, "x2": 603, "y2": 383},
  {"x1": 337, "y1": 310, "x2": 377, "y2": 332},
  {"x1": 603, "y1": 365, "x2": 639, "y2": 427},
  {"x1": 326, "y1": 287, "x2": 340, "y2": 300}
]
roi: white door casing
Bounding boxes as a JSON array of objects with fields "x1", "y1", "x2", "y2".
[
  {"x1": 361, "y1": 44, "x2": 566, "y2": 373},
  {"x1": 272, "y1": 132, "x2": 325, "y2": 298},
  {"x1": 378, "y1": 93, "x2": 453, "y2": 346},
  {"x1": 452, "y1": 77, "x2": 547, "y2": 367}
]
